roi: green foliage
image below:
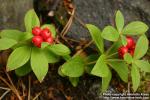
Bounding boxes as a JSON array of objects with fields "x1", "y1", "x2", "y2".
[
  {"x1": 0, "y1": 8, "x2": 149, "y2": 92},
  {"x1": 91, "y1": 55, "x2": 109, "y2": 77},
  {"x1": 123, "y1": 53, "x2": 133, "y2": 64},
  {"x1": 102, "y1": 69, "x2": 112, "y2": 92},
  {"x1": 0, "y1": 30, "x2": 25, "y2": 41},
  {"x1": 0, "y1": 9, "x2": 70, "y2": 82},
  {"x1": 131, "y1": 64, "x2": 140, "y2": 92},
  {"x1": 58, "y1": 66, "x2": 65, "y2": 77},
  {"x1": 85, "y1": 54, "x2": 99, "y2": 74},
  {"x1": 134, "y1": 60, "x2": 150, "y2": 72},
  {"x1": 115, "y1": 10, "x2": 124, "y2": 33},
  {"x1": 7, "y1": 46, "x2": 31, "y2": 71},
  {"x1": 69, "y1": 77, "x2": 79, "y2": 87},
  {"x1": 41, "y1": 42, "x2": 50, "y2": 49},
  {"x1": 43, "y1": 48, "x2": 60, "y2": 63},
  {"x1": 24, "y1": 9, "x2": 40, "y2": 32},
  {"x1": 86, "y1": 24, "x2": 104, "y2": 53},
  {"x1": 63, "y1": 55, "x2": 72, "y2": 61},
  {"x1": 134, "y1": 35, "x2": 149, "y2": 59},
  {"x1": 87, "y1": 10, "x2": 149, "y2": 92},
  {"x1": 22, "y1": 32, "x2": 33, "y2": 41},
  {"x1": 106, "y1": 41, "x2": 122, "y2": 55},
  {"x1": 15, "y1": 62, "x2": 32, "y2": 76},
  {"x1": 122, "y1": 21, "x2": 149, "y2": 35},
  {"x1": 101, "y1": 26, "x2": 119, "y2": 41},
  {"x1": 121, "y1": 35, "x2": 127, "y2": 46},
  {"x1": 0, "y1": 38, "x2": 17, "y2": 50},
  {"x1": 48, "y1": 44, "x2": 71, "y2": 56},
  {"x1": 60, "y1": 56, "x2": 85, "y2": 77},
  {"x1": 31, "y1": 47, "x2": 48, "y2": 82},
  {"x1": 108, "y1": 60, "x2": 128, "y2": 82}
]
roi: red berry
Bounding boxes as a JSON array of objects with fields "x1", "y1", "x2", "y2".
[
  {"x1": 118, "y1": 46, "x2": 128, "y2": 58},
  {"x1": 45, "y1": 37, "x2": 53, "y2": 44},
  {"x1": 126, "y1": 36, "x2": 135, "y2": 49},
  {"x1": 32, "y1": 26, "x2": 41, "y2": 36},
  {"x1": 129, "y1": 49, "x2": 134, "y2": 56},
  {"x1": 40, "y1": 28, "x2": 51, "y2": 40},
  {"x1": 130, "y1": 44, "x2": 135, "y2": 50},
  {"x1": 32, "y1": 36, "x2": 43, "y2": 48}
]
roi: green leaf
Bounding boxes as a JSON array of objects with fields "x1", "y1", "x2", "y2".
[
  {"x1": 0, "y1": 38, "x2": 17, "y2": 50},
  {"x1": 24, "y1": 9, "x2": 40, "y2": 32},
  {"x1": 41, "y1": 42, "x2": 50, "y2": 49},
  {"x1": 69, "y1": 77, "x2": 79, "y2": 87},
  {"x1": 15, "y1": 62, "x2": 32, "y2": 76},
  {"x1": 122, "y1": 21, "x2": 149, "y2": 35},
  {"x1": 58, "y1": 66, "x2": 66, "y2": 77},
  {"x1": 63, "y1": 55, "x2": 72, "y2": 61},
  {"x1": 85, "y1": 54, "x2": 99, "y2": 63},
  {"x1": 124, "y1": 53, "x2": 133, "y2": 64},
  {"x1": 85, "y1": 54, "x2": 99, "y2": 74},
  {"x1": 41, "y1": 24, "x2": 56, "y2": 38},
  {"x1": 108, "y1": 60, "x2": 128, "y2": 82},
  {"x1": 31, "y1": 47, "x2": 48, "y2": 82},
  {"x1": 121, "y1": 35, "x2": 127, "y2": 46},
  {"x1": 61, "y1": 56, "x2": 84, "y2": 77},
  {"x1": 91, "y1": 55, "x2": 109, "y2": 77},
  {"x1": 0, "y1": 30, "x2": 24, "y2": 41},
  {"x1": 7, "y1": 46, "x2": 31, "y2": 71},
  {"x1": 22, "y1": 32, "x2": 33, "y2": 41},
  {"x1": 131, "y1": 64, "x2": 140, "y2": 92},
  {"x1": 134, "y1": 35, "x2": 149, "y2": 59},
  {"x1": 134, "y1": 60, "x2": 150, "y2": 72},
  {"x1": 115, "y1": 10, "x2": 124, "y2": 33},
  {"x1": 43, "y1": 48, "x2": 60, "y2": 63},
  {"x1": 102, "y1": 69, "x2": 112, "y2": 92},
  {"x1": 86, "y1": 24, "x2": 104, "y2": 53},
  {"x1": 11, "y1": 43, "x2": 28, "y2": 50},
  {"x1": 101, "y1": 26, "x2": 119, "y2": 41},
  {"x1": 107, "y1": 41, "x2": 122, "y2": 55},
  {"x1": 48, "y1": 44, "x2": 71, "y2": 56}
]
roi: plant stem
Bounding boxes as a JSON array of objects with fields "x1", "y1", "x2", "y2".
[
  {"x1": 28, "y1": 76, "x2": 31, "y2": 100},
  {"x1": 0, "y1": 89, "x2": 11, "y2": 99},
  {"x1": 74, "y1": 40, "x2": 93, "y2": 57},
  {"x1": 87, "y1": 60, "x2": 97, "y2": 65},
  {"x1": 106, "y1": 59, "x2": 124, "y2": 62},
  {"x1": 105, "y1": 42, "x2": 116, "y2": 55},
  {"x1": 106, "y1": 52, "x2": 118, "y2": 59},
  {"x1": 5, "y1": 72, "x2": 22, "y2": 100},
  {"x1": 33, "y1": 92, "x2": 41, "y2": 100}
]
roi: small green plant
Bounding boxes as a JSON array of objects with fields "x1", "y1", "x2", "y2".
[
  {"x1": 0, "y1": 9, "x2": 71, "y2": 82},
  {"x1": 58, "y1": 55, "x2": 85, "y2": 87},
  {"x1": 59, "y1": 10, "x2": 150, "y2": 92},
  {"x1": 86, "y1": 10, "x2": 150, "y2": 92}
]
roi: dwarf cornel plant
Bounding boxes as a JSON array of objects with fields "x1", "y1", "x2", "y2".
[
  {"x1": 58, "y1": 10, "x2": 150, "y2": 92},
  {"x1": 0, "y1": 9, "x2": 149, "y2": 93},
  {"x1": 86, "y1": 10, "x2": 150, "y2": 92},
  {"x1": 0, "y1": 9, "x2": 71, "y2": 82}
]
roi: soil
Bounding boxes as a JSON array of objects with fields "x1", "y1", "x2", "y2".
[{"x1": 0, "y1": 0, "x2": 150, "y2": 100}]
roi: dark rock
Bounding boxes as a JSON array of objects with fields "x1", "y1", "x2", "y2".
[
  {"x1": 68, "y1": 0, "x2": 150, "y2": 40},
  {"x1": 0, "y1": 0, "x2": 33, "y2": 30}
]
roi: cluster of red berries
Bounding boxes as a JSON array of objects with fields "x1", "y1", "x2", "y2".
[
  {"x1": 118, "y1": 36, "x2": 135, "y2": 58},
  {"x1": 32, "y1": 26, "x2": 53, "y2": 48}
]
